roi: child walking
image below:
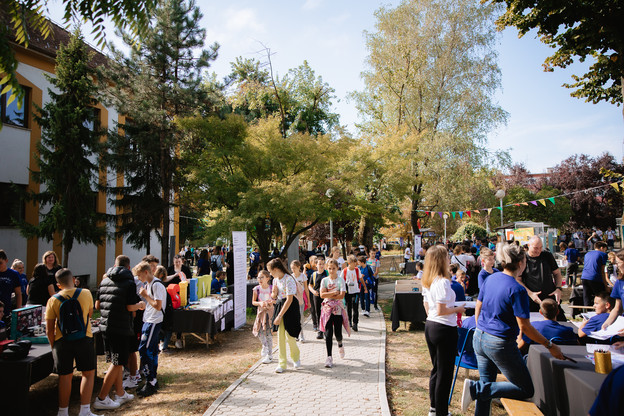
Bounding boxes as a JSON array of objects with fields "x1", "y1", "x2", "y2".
[
  {"x1": 320, "y1": 258, "x2": 350, "y2": 368},
  {"x1": 358, "y1": 256, "x2": 375, "y2": 317},
  {"x1": 252, "y1": 270, "x2": 274, "y2": 364},
  {"x1": 290, "y1": 260, "x2": 308, "y2": 343},
  {"x1": 268, "y1": 259, "x2": 301, "y2": 373},
  {"x1": 341, "y1": 255, "x2": 367, "y2": 332}
]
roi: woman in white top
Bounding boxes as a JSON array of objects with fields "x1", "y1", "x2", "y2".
[{"x1": 422, "y1": 245, "x2": 465, "y2": 416}]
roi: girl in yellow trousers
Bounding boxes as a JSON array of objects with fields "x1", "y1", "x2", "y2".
[{"x1": 268, "y1": 258, "x2": 301, "y2": 373}]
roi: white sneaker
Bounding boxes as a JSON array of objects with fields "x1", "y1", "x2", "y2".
[
  {"x1": 325, "y1": 356, "x2": 333, "y2": 368},
  {"x1": 274, "y1": 365, "x2": 285, "y2": 373},
  {"x1": 363, "y1": 311, "x2": 370, "y2": 317},
  {"x1": 262, "y1": 355, "x2": 272, "y2": 364},
  {"x1": 175, "y1": 339, "x2": 183, "y2": 349},
  {"x1": 339, "y1": 346, "x2": 345, "y2": 359},
  {"x1": 298, "y1": 334, "x2": 305, "y2": 343},
  {"x1": 461, "y1": 379, "x2": 473, "y2": 412},
  {"x1": 78, "y1": 410, "x2": 102, "y2": 416},
  {"x1": 123, "y1": 377, "x2": 138, "y2": 389},
  {"x1": 293, "y1": 360, "x2": 302, "y2": 370},
  {"x1": 115, "y1": 391, "x2": 135, "y2": 405},
  {"x1": 93, "y1": 396, "x2": 120, "y2": 410},
  {"x1": 428, "y1": 408, "x2": 436, "y2": 416}
]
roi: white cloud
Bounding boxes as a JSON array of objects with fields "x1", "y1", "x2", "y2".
[
  {"x1": 224, "y1": 8, "x2": 265, "y2": 33},
  {"x1": 302, "y1": 0, "x2": 323, "y2": 11}
]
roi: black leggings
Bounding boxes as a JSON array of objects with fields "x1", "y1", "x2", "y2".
[
  {"x1": 311, "y1": 295, "x2": 322, "y2": 329},
  {"x1": 345, "y1": 293, "x2": 359, "y2": 326},
  {"x1": 424, "y1": 320, "x2": 457, "y2": 416},
  {"x1": 325, "y1": 314, "x2": 343, "y2": 356}
]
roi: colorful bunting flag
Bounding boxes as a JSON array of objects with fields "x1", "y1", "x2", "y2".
[
  {"x1": 530, "y1": 201, "x2": 538, "y2": 206},
  {"x1": 521, "y1": 202, "x2": 529, "y2": 206},
  {"x1": 451, "y1": 212, "x2": 456, "y2": 219},
  {"x1": 438, "y1": 212, "x2": 443, "y2": 219},
  {"x1": 487, "y1": 208, "x2": 492, "y2": 215},
  {"x1": 548, "y1": 197, "x2": 555, "y2": 205},
  {"x1": 611, "y1": 182, "x2": 620, "y2": 191},
  {"x1": 459, "y1": 211, "x2": 463, "y2": 219},
  {"x1": 466, "y1": 211, "x2": 471, "y2": 218},
  {"x1": 538, "y1": 199, "x2": 546, "y2": 207},
  {"x1": 473, "y1": 210, "x2": 480, "y2": 214},
  {"x1": 514, "y1": 203, "x2": 520, "y2": 206}
]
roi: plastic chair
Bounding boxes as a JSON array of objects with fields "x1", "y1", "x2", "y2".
[{"x1": 449, "y1": 327, "x2": 478, "y2": 405}]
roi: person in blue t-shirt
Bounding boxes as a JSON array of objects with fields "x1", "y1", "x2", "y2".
[
  {"x1": 449, "y1": 264, "x2": 466, "y2": 301},
  {"x1": 602, "y1": 248, "x2": 624, "y2": 337},
  {"x1": 0, "y1": 250, "x2": 23, "y2": 326},
  {"x1": 578, "y1": 292, "x2": 613, "y2": 339},
  {"x1": 581, "y1": 241, "x2": 609, "y2": 306},
  {"x1": 358, "y1": 256, "x2": 375, "y2": 316},
  {"x1": 211, "y1": 271, "x2": 227, "y2": 294},
  {"x1": 477, "y1": 247, "x2": 499, "y2": 290},
  {"x1": 563, "y1": 242, "x2": 580, "y2": 287},
  {"x1": 518, "y1": 298, "x2": 577, "y2": 353},
  {"x1": 460, "y1": 243, "x2": 564, "y2": 416}
]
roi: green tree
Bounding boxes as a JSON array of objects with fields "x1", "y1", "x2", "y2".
[
  {"x1": 178, "y1": 115, "x2": 344, "y2": 263},
  {"x1": 352, "y1": 0, "x2": 507, "y2": 236},
  {"x1": 101, "y1": 0, "x2": 217, "y2": 265},
  {"x1": 491, "y1": 0, "x2": 624, "y2": 116},
  {"x1": 19, "y1": 29, "x2": 106, "y2": 266},
  {"x1": 0, "y1": 0, "x2": 156, "y2": 124}
]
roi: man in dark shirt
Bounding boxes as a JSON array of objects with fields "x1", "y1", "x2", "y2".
[
  {"x1": 563, "y1": 242, "x2": 580, "y2": 287},
  {"x1": 0, "y1": 249, "x2": 22, "y2": 326},
  {"x1": 580, "y1": 241, "x2": 609, "y2": 306},
  {"x1": 308, "y1": 257, "x2": 327, "y2": 339},
  {"x1": 521, "y1": 236, "x2": 565, "y2": 320}
]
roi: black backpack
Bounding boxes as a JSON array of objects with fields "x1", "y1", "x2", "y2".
[
  {"x1": 210, "y1": 255, "x2": 220, "y2": 272},
  {"x1": 151, "y1": 280, "x2": 174, "y2": 330},
  {"x1": 53, "y1": 288, "x2": 87, "y2": 341}
]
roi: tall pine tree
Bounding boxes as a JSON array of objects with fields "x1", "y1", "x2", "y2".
[
  {"x1": 102, "y1": 0, "x2": 217, "y2": 265},
  {"x1": 20, "y1": 28, "x2": 107, "y2": 266}
]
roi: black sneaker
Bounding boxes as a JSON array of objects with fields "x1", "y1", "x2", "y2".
[
  {"x1": 374, "y1": 305, "x2": 379, "y2": 311},
  {"x1": 137, "y1": 382, "x2": 157, "y2": 397},
  {"x1": 352, "y1": 324, "x2": 358, "y2": 332},
  {"x1": 316, "y1": 331, "x2": 324, "y2": 339}
]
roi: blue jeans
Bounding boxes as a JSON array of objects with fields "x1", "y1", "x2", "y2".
[
  {"x1": 471, "y1": 329, "x2": 534, "y2": 416},
  {"x1": 359, "y1": 286, "x2": 370, "y2": 312}
]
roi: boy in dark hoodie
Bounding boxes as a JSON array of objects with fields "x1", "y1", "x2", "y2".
[{"x1": 93, "y1": 255, "x2": 145, "y2": 410}]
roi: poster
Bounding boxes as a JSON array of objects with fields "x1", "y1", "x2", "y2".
[
  {"x1": 414, "y1": 235, "x2": 422, "y2": 258},
  {"x1": 232, "y1": 231, "x2": 247, "y2": 329},
  {"x1": 514, "y1": 227, "x2": 535, "y2": 244}
]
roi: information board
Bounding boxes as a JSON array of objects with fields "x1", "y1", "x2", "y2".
[{"x1": 232, "y1": 231, "x2": 247, "y2": 329}]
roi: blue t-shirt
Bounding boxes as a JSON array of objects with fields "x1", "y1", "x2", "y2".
[
  {"x1": 359, "y1": 265, "x2": 375, "y2": 287},
  {"x1": 477, "y1": 272, "x2": 530, "y2": 340},
  {"x1": 17, "y1": 273, "x2": 28, "y2": 304},
  {"x1": 211, "y1": 278, "x2": 226, "y2": 294},
  {"x1": 610, "y1": 279, "x2": 624, "y2": 311},
  {"x1": 564, "y1": 248, "x2": 579, "y2": 263},
  {"x1": 451, "y1": 280, "x2": 466, "y2": 301},
  {"x1": 581, "y1": 250, "x2": 608, "y2": 281},
  {"x1": 582, "y1": 313, "x2": 610, "y2": 336},
  {"x1": 521, "y1": 320, "x2": 577, "y2": 345},
  {"x1": 477, "y1": 268, "x2": 499, "y2": 290},
  {"x1": 589, "y1": 364, "x2": 624, "y2": 415},
  {"x1": 0, "y1": 268, "x2": 21, "y2": 316}
]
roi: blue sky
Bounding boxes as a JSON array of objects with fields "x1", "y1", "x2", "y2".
[{"x1": 48, "y1": 0, "x2": 623, "y2": 172}]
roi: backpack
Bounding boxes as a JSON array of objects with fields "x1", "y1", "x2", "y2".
[
  {"x1": 210, "y1": 255, "x2": 220, "y2": 272},
  {"x1": 53, "y1": 288, "x2": 87, "y2": 341},
  {"x1": 153, "y1": 280, "x2": 174, "y2": 330}
]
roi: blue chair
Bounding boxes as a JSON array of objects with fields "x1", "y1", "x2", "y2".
[{"x1": 449, "y1": 327, "x2": 478, "y2": 405}]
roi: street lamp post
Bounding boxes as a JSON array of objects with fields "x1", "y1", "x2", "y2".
[
  {"x1": 495, "y1": 189, "x2": 506, "y2": 228},
  {"x1": 443, "y1": 213, "x2": 448, "y2": 242},
  {"x1": 326, "y1": 188, "x2": 335, "y2": 250}
]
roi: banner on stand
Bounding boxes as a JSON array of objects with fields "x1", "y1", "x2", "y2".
[{"x1": 232, "y1": 231, "x2": 247, "y2": 329}]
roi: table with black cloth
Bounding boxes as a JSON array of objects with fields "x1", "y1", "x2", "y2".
[
  {"x1": 0, "y1": 344, "x2": 54, "y2": 415},
  {"x1": 391, "y1": 291, "x2": 427, "y2": 331},
  {"x1": 170, "y1": 299, "x2": 234, "y2": 347},
  {"x1": 527, "y1": 344, "x2": 606, "y2": 416}
]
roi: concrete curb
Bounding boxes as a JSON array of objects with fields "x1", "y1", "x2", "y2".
[{"x1": 377, "y1": 308, "x2": 392, "y2": 416}]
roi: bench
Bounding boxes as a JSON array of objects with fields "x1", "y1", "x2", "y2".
[{"x1": 500, "y1": 398, "x2": 542, "y2": 416}]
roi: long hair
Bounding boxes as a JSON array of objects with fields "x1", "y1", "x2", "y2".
[
  {"x1": 267, "y1": 258, "x2": 289, "y2": 275},
  {"x1": 32, "y1": 263, "x2": 49, "y2": 280},
  {"x1": 422, "y1": 245, "x2": 450, "y2": 289},
  {"x1": 42, "y1": 251, "x2": 58, "y2": 267}
]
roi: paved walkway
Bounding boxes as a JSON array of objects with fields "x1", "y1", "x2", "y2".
[{"x1": 204, "y1": 303, "x2": 391, "y2": 416}]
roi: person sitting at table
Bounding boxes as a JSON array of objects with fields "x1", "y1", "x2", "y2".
[
  {"x1": 517, "y1": 298, "x2": 578, "y2": 354},
  {"x1": 414, "y1": 261, "x2": 423, "y2": 280},
  {"x1": 578, "y1": 292, "x2": 614, "y2": 339},
  {"x1": 602, "y1": 248, "x2": 624, "y2": 338},
  {"x1": 211, "y1": 271, "x2": 227, "y2": 294},
  {"x1": 461, "y1": 243, "x2": 564, "y2": 416},
  {"x1": 477, "y1": 247, "x2": 498, "y2": 290},
  {"x1": 449, "y1": 264, "x2": 466, "y2": 302}
]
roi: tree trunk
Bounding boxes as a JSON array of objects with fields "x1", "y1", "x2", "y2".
[
  {"x1": 358, "y1": 215, "x2": 374, "y2": 250},
  {"x1": 411, "y1": 182, "x2": 423, "y2": 235},
  {"x1": 63, "y1": 242, "x2": 70, "y2": 268}
]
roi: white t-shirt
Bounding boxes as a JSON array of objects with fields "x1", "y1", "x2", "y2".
[
  {"x1": 606, "y1": 230, "x2": 616, "y2": 240},
  {"x1": 336, "y1": 257, "x2": 346, "y2": 269},
  {"x1": 275, "y1": 274, "x2": 297, "y2": 300},
  {"x1": 144, "y1": 278, "x2": 167, "y2": 324},
  {"x1": 342, "y1": 268, "x2": 361, "y2": 294},
  {"x1": 404, "y1": 247, "x2": 411, "y2": 260},
  {"x1": 423, "y1": 277, "x2": 457, "y2": 327},
  {"x1": 451, "y1": 254, "x2": 474, "y2": 272}
]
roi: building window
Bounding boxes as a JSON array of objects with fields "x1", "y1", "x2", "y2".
[
  {"x1": 0, "y1": 182, "x2": 26, "y2": 226},
  {"x1": 83, "y1": 107, "x2": 101, "y2": 131},
  {"x1": 1, "y1": 86, "x2": 30, "y2": 128}
]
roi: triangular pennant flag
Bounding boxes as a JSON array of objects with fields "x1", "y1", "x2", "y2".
[
  {"x1": 548, "y1": 197, "x2": 555, "y2": 205},
  {"x1": 487, "y1": 208, "x2": 492, "y2": 215},
  {"x1": 538, "y1": 199, "x2": 547, "y2": 207},
  {"x1": 611, "y1": 182, "x2": 620, "y2": 191},
  {"x1": 473, "y1": 210, "x2": 480, "y2": 214},
  {"x1": 451, "y1": 212, "x2": 456, "y2": 219},
  {"x1": 459, "y1": 211, "x2": 463, "y2": 219},
  {"x1": 438, "y1": 212, "x2": 443, "y2": 219},
  {"x1": 514, "y1": 203, "x2": 520, "y2": 206},
  {"x1": 521, "y1": 202, "x2": 529, "y2": 206},
  {"x1": 466, "y1": 211, "x2": 471, "y2": 218},
  {"x1": 530, "y1": 201, "x2": 538, "y2": 206},
  {"x1": 496, "y1": 206, "x2": 502, "y2": 211},
  {"x1": 431, "y1": 211, "x2": 436, "y2": 218}
]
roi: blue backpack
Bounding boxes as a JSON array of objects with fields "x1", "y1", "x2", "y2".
[{"x1": 53, "y1": 288, "x2": 87, "y2": 341}]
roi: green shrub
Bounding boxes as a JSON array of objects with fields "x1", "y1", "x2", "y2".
[{"x1": 451, "y1": 223, "x2": 488, "y2": 241}]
